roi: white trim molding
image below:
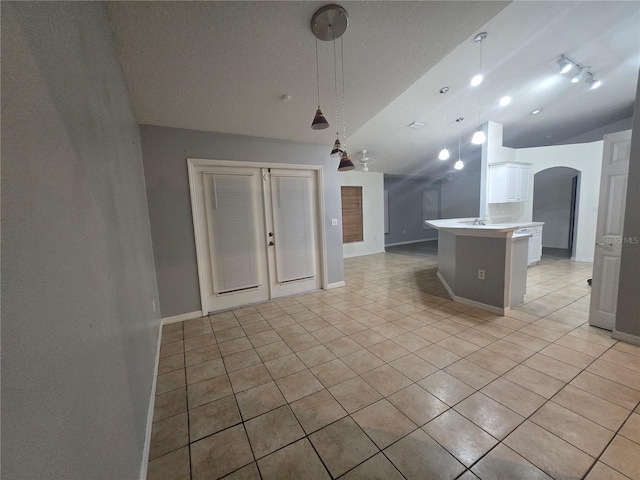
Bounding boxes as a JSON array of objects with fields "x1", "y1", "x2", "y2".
[
  {"x1": 611, "y1": 329, "x2": 640, "y2": 346},
  {"x1": 327, "y1": 281, "x2": 346, "y2": 289},
  {"x1": 385, "y1": 238, "x2": 438, "y2": 247},
  {"x1": 140, "y1": 321, "x2": 163, "y2": 480},
  {"x1": 162, "y1": 311, "x2": 203, "y2": 325}
]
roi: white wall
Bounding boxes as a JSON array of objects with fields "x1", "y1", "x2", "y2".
[
  {"x1": 515, "y1": 142, "x2": 604, "y2": 262},
  {"x1": 340, "y1": 171, "x2": 385, "y2": 258}
]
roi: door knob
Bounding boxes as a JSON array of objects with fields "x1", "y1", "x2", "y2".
[{"x1": 269, "y1": 241, "x2": 275, "y2": 246}]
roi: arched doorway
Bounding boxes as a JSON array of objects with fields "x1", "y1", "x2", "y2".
[{"x1": 532, "y1": 167, "x2": 581, "y2": 258}]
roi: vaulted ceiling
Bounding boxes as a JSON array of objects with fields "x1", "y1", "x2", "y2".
[{"x1": 107, "y1": 1, "x2": 640, "y2": 176}]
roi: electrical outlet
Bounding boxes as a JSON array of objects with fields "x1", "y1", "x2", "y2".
[
  {"x1": 478, "y1": 269, "x2": 485, "y2": 280},
  {"x1": 332, "y1": 218, "x2": 338, "y2": 226}
]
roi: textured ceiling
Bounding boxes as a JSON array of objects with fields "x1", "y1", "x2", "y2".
[{"x1": 107, "y1": 1, "x2": 639, "y2": 176}]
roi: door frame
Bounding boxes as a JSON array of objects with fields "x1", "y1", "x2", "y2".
[{"x1": 187, "y1": 158, "x2": 328, "y2": 316}]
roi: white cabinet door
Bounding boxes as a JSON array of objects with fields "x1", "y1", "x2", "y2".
[
  {"x1": 489, "y1": 162, "x2": 531, "y2": 203},
  {"x1": 529, "y1": 233, "x2": 542, "y2": 264}
]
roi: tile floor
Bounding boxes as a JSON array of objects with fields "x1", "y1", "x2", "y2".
[{"x1": 147, "y1": 253, "x2": 640, "y2": 480}]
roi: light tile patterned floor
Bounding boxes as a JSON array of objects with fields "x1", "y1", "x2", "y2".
[{"x1": 148, "y1": 253, "x2": 640, "y2": 480}]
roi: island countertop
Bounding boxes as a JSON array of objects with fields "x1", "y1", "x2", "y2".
[{"x1": 425, "y1": 218, "x2": 544, "y2": 237}]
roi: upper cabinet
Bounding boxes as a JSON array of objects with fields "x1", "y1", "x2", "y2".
[{"x1": 488, "y1": 162, "x2": 531, "y2": 203}]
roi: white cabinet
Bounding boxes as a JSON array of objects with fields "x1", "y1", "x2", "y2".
[
  {"x1": 528, "y1": 229, "x2": 542, "y2": 264},
  {"x1": 488, "y1": 162, "x2": 531, "y2": 203}
]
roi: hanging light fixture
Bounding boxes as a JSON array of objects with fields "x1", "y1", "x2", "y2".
[
  {"x1": 585, "y1": 74, "x2": 602, "y2": 90},
  {"x1": 310, "y1": 36, "x2": 329, "y2": 130},
  {"x1": 557, "y1": 55, "x2": 575, "y2": 74},
  {"x1": 471, "y1": 32, "x2": 487, "y2": 145},
  {"x1": 337, "y1": 35, "x2": 354, "y2": 171},
  {"x1": 454, "y1": 117, "x2": 464, "y2": 170},
  {"x1": 438, "y1": 87, "x2": 450, "y2": 160},
  {"x1": 330, "y1": 38, "x2": 343, "y2": 157}
]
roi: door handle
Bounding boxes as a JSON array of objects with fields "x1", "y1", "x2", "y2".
[{"x1": 269, "y1": 241, "x2": 275, "y2": 246}]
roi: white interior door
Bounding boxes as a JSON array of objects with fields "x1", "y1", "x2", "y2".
[
  {"x1": 589, "y1": 130, "x2": 631, "y2": 330},
  {"x1": 189, "y1": 161, "x2": 323, "y2": 314},
  {"x1": 263, "y1": 169, "x2": 321, "y2": 298}
]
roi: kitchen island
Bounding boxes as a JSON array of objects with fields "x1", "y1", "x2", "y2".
[{"x1": 425, "y1": 218, "x2": 543, "y2": 315}]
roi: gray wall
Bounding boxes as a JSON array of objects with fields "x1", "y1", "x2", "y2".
[
  {"x1": 455, "y1": 236, "x2": 506, "y2": 308},
  {"x1": 1, "y1": 3, "x2": 160, "y2": 479},
  {"x1": 384, "y1": 175, "x2": 440, "y2": 245},
  {"x1": 532, "y1": 167, "x2": 579, "y2": 249},
  {"x1": 139, "y1": 125, "x2": 345, "y2": 318},
  {"x1": 615, "y1": 77, "x2": 640, "y2": 339},
  {"x1": 441, "y1": 172, "x2": 481, "y2": 219}
]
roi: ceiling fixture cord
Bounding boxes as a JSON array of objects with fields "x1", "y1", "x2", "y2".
[
  {"x1": 330, "y1": 37, "x2": 343, "y2": 157},
  {"x1": 471, "y1": 32, "x2": 487, "y2": 145},
  {"x1": 455, "y1": 116, "x2": 464, "y2": 170},
  {"x1": 311, "y1": 36, "x2": 329, "y2": 130},
  {"x1": 338, "y1": 35, "x2": 355, "y2": 171}
]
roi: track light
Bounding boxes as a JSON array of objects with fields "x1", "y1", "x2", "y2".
[
  {"x1": 585, "y1": 74, "x2": 602, "y2": 90},
  {"x1": 571, "y1": 67, "x2": 588, "y2": 83},
  {"x1": 557, "y1": 55, "x2": 574, "y2": 74}
]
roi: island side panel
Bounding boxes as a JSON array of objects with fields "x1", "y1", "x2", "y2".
[
  {"x1": 455, "y1": 236, "x2": 507, "y2": 308},
  {"x1": 438, "y1": 230, "x2": 457, "y2": 291},
  {"x1": 510, "y1": 237, "x2": 529, "y2": 307}
]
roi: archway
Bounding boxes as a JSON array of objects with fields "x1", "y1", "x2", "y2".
[{"x1": 532, "y1": 167, "x2": 581, "y2": 258}]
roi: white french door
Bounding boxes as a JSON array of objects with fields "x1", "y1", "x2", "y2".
[{"x1": 188, "y1": 161, "x2": 323, "y2": 314}]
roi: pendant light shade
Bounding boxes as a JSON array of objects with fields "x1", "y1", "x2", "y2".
[
  {"x1": 338, "y1": 150, "x2": 355, "y2": 171},
  {"x1": 454, "y1": 159, "x2": 464, "y2": 170},
  {"x1": 311, "y1": 108, "x2": 330, "y2": 130},
  {"x1": 471, "y1": 130, "x2": 486, "y2": 145},
  {"x1": 438, "y1": 148, "x2": 450, "y2": 161},
  {"x1": 330, "y1": 137, "x2": 343, "y2": 157}
]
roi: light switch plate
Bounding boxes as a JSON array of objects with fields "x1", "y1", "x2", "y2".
[{"x1": 332, "y1": 218, "x2": 338, "y2": 226}]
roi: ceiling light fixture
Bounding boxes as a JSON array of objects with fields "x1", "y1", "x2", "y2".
[
  {"x1": 330, "y1": 38, "x2": 343, "y2": 157},
  {"x1": 471, "y1": 32, "x2": 487, "y2": 145},
  {"x1": 337, "y1": 33, "x2": 354, "y2": 171},
  {"x1": 455, "y1": 117, "x2": 464, "y2": 170},
  {"x1": 408, "y1": 121, "x2": 426, "y2": 129},
  {"x1": 438, "y1": 87, "x2": 450, "y2": 160},
  {"x1": 557, "y1": 55, "x2": 575, "y2": 74},
  {"x1": 310, "y1": 4, "x2": 353, "y2": 171},
  {"x1": 310, "y1": 36, "x2": 329, "y2": 130},
  {"x1": 585, "y1": 74, "x2": 602, "y2": 90},
  {"x1": 530, "y1": 108, "x2": 542, "y2": 115},
  {"x1": 499, "y1": 96, "x2": 512, "y2": 107},
  {"x1": 571, "y1": 67, "x2": 588, "y2": 83}
]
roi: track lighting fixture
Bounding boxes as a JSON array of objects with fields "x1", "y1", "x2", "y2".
[{"x1": 556, "y1": 54, "x2": 601, "y2": 90}]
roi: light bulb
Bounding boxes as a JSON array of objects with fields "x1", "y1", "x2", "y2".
[
  {"x1": 471, "y1": 130, "x2": 486, "y2": 145},
  {"x1": 438, "y1": 148, "x2": 450, "y2": 160},
  {"x1": 454, "y1": 159, "x2": 464, "y2": 170},
  {"x1": 590, "y1": 79, "x2": 602, "y2": 90},
  {"x1": 499, "y1": 96, "x2": 512, "y2": 107},
  {"x1": 470, "y1": 74, "x2": 483, "y2": 87}
]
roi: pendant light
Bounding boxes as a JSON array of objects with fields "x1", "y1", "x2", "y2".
[
  {"x1": 337, "y1": 35, "x2": 354, "y2": 171},
  {"x1": 454, "y1": 117, "x2": 464, "y2": 170},
  {"x1": 311, "y1": 36, "x2": 330, "y2": 130},
  {"x1": 471, "y1": 32, "x2": 487, "y2": 145},
  {"x1": 330, "y1": 38, "x2": 343, "y2": 157},
  {"x1": 438, "y1": 87, "x2": 450, "y2": 160}
]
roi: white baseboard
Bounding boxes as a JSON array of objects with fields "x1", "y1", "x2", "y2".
[
  {"x1": 571, "y1": 256, "x2": 594, "y2": 263},
  {"x1": 327, "y1": 281, "x2": 346, "y2": 289},
  {"x1": 611, "y1": 329, "x2": 640, "y2": 346},
  {"x1": 436, "y1": 272, "x2": 507, "y2": 316},
  {"x1": 386, "y1": 238, "x2": 437, "y2": 247},
  {"x1": 162, "y1": 310, "x2": 203, "y2": 325},
  {"x1": 140, "y1": 320, "x2": 163, "y2": 480}
]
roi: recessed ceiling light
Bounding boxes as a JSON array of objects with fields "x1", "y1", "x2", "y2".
[
  {"x1": 530, "y1": 108, "x2": 542, "y2": 115},
  {"x1": 408, "y1": 121, "x2": 426, "y2": 129},
  {"x1": 499, "y1": 96, "x2": 512, "y2": 107},
  {"x1": 470, "y1": 74, "x2": 483, "y2": 87}
]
